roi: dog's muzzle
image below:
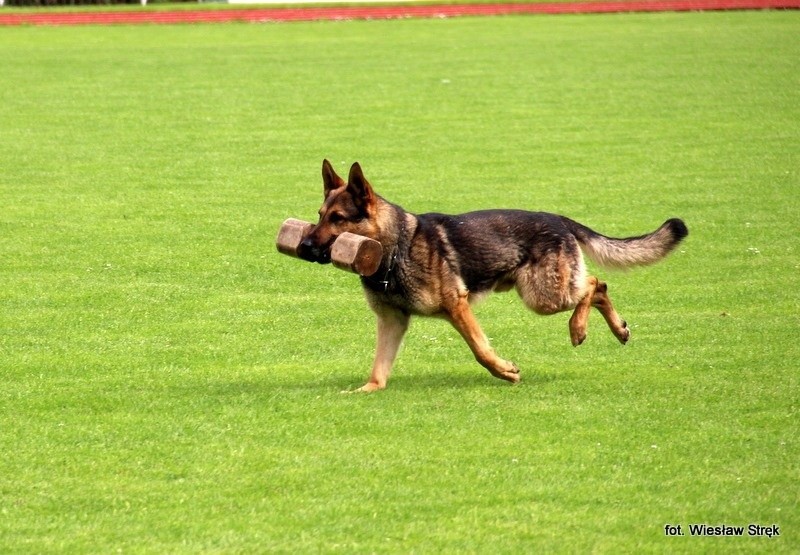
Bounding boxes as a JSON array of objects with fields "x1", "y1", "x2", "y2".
[{"x1": 298, "y1": 237, "x2": 333, "y2": 264}]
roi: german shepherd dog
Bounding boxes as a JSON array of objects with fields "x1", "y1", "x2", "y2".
[{"x1": 298, "y1": 160, "x2": 688, "y2": 392}]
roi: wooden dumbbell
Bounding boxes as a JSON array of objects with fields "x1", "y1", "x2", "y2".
[{"x1": 276, "y1": 218, "x2": 383, "y2": 277}]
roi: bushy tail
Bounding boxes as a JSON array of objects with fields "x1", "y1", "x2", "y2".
[{"x1": 563, "y1": 217, "x2": 688, "y2": 269}]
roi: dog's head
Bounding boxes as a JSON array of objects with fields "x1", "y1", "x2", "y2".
[{"x1": 298, "y1": 159, "x2": 381, "y2": 264}]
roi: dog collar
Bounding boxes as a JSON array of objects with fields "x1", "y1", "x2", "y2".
[
  {"x1": 363, "y1": 209, "x2": 407, "y2": 293},
  {"x1": 372, "y1": 251, "x2": 398, "y2": 293}
]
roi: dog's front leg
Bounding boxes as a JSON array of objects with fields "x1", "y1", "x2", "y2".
[
  {"x1": 446, "y1": 294, "x2": 520, "y2": 384},
  {"x1": 350, "y1": 307, "x2": 410, "y2": 393}
]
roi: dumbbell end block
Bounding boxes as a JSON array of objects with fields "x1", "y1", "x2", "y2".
[
  {"x1": 276, "y1": 218, "x2": 314, "y2": 257},
  {"x1": 331, "y1": 232, "x2": 383, "y2": 277}
]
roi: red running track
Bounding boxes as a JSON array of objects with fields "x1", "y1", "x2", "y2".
[{"x1": 0, "y1": 0, "x2": 798, "y2": 26}]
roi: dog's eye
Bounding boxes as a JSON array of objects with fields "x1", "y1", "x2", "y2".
[{"x1": 329, "y1": 213, "x2": 344, "y2": 224}]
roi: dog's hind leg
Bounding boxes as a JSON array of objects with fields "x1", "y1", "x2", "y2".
[
  {"x1": 568, "y1": 276, "x2": 630, "y2": 346},
  {"x1": 446, "y1": 293, "x2": 520, "y2": 384},
  {"x1": 568, "y1": 276, "x2": 597, "y2": 347},
  {"x1": 350, "y1": 306, "x2": 410, "y2": 393},
  {"x1": 591, "y1": 280, "x2": 630, "y2": 344}
]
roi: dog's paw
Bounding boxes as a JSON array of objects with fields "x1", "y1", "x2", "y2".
[
  {"x1": 343, "y1": 382, "x2": 385, "y2": 394},
  {"x1": 616, "y1": 320, "x2": 630, "y2": 345},
  {"x1": 502, "y1": 363, "x2": 521, "y2": 384},
  {"x1": 570, "y1": 331, "x2": 587, "y2": 347}
]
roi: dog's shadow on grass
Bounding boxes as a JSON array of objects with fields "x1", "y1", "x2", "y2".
[
  {"x1": 292, "y1": 368, "x2": 562, "y2": 394},
  {"x1": 203, "y1": 368, "x2": 562, "y2": 398}
]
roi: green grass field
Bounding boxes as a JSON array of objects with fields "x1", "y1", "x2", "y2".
[{"x1": 1, "y1": 11, "x2": 798, "y2": 553}]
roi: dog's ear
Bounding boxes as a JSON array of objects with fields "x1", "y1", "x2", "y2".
[
  {"x1": 322, "y1": 159, "x2": 345, "y2": 198},
  {"x1": 347, "y1": 162, "x2": 375, "y2": 209}
]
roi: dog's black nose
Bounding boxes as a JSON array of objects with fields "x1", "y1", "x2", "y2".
[
  {"x1": 298, "y1": 238, "x2": 319, "y2": 261},
  {"x1": 298, "y1": 238, "x2": 331, "y2": 264}
]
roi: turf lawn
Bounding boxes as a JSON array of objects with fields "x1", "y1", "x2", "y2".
[{"x1": 1, "y1": 10, "x2": 798, "y2": 553}]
